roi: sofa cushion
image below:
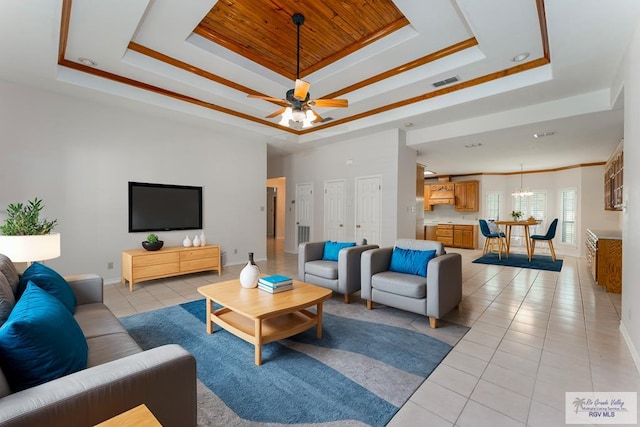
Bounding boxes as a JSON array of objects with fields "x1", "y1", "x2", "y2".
[
  {"x1": 389, "y1": 248, "x2": 436, "y2": 277},
  {"x1": 0, "y1": 274, "x2": 16, "y2": 327},
  {"x1": 0, "y1": 282, "x2": 88, "y2": 392},
  {"x1": 86, "y1": 333, "x2": 141, "y2": 367},
  {"x1": 74, "y1": 303, "x2": 128, "y2": 339},
  {"x1": 322, "y1": 241, "x2": 355, "y2": 261},
  {"x1": 0, "y1": 254, "x2": 20, "y2": 294},
  {"x1": 304, "y1": 260, "x2": 338, "y2": 280},
  {"x1": 371, "y1": 271, "x2": 427, "y2": 299},
  {"x1": 18, "y1": 262, "x2": 76, "y2": 313}
]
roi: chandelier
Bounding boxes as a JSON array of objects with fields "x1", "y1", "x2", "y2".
[{"x1": 512, "y1": 164, "x2": 533, "y2": 197}]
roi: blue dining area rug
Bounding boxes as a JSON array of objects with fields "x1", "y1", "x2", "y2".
[
  {"x1": 473, "y1": 252, "x2": 563, "y2": 272},
  {"x1": 120, "y1": 299, "x2": 455, "y2": 426}
]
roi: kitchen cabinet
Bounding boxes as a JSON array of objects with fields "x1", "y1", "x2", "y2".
[
  {"x1": 604, "y1": 139, "x2": 623, "y2": 211},
  {"x1": 453, "y1": 225, "x2": 475, "y2": 248},
  {"x1": 435, "y1": 224, "x2": 477, "y2": 249},
  {"x1": 423, "y1": 184, "x2": 433, "y2": 211},
  {"x1": 454, "y1": 181, "x2": 479, "y2": 212},
  {"x1": 586, "y1": 229, "x2": 622, "y2": 293},
  {"x1": 424, "y1": 225, "x2": 438, "y2": 240}
]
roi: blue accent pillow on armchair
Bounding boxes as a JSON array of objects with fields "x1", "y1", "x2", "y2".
[
  {"x1": 389, "y1": 248, "x2": 437, "y2": 277},
  {"x1": 17, "y1": 262, "x2": 76, "y2": 313},
  {"x1": 0, "y1": 282, "x2": 88, "y2": 392},
  {"x1": 322, "y1": 241, "x2": 356, "y2": 261}
]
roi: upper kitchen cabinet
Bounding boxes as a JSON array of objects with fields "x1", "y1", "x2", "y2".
[
  {"x1": 604, "y1": 139, "x2": 623, "y2": 211},
  {"x1": 454, "y1": 181, "x2": 479, "y2": 212},
  {"x1": 424, "y1": 184, "x2": 433, "y2": 211}
]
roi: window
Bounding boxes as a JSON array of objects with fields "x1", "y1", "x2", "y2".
[
  {"x1": 560, "y1": 188, "x2": 577, "y2": 245},
  {"x1": 513, "y1": 191, "x2": 547, "y2": 237},
  {"x1": 513, "y1": 191, "x2": 546, "y2": 219},
  {"x1": 486, "y1": 192, "x2": 501, "y2": 220}
]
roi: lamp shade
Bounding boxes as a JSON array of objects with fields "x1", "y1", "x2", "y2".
[{"x1": 0, "y1": 233, "x2": 61, "y2": 263}]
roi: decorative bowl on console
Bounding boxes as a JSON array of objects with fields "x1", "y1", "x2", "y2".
[{"x1": 142, "y1": 233, "x2": 164, "y2": 251}]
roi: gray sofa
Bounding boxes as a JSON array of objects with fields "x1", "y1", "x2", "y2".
[
  {"x1": 298, "y1": 242, "x2": 379, "y2": 303},
  {"x1": 361, "y1": 239, "x2": 462, "y2": 328},
  {"x1": 0, "y1": 254, "x2": 197, "y2": 427}
]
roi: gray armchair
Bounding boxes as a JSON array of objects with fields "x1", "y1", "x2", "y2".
[
  {"x1": 298, "y1": 241, "x2": 379, "y2": 303},
  {"x1": 361, "y1": 239, "x2": 462, "y2": 328}
]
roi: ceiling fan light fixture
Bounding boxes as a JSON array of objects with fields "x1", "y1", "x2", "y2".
[
  {"x1": 291, "y1": 109, "x2": 306, "y2": 122},
  {"x1": 279, "y1": 107, "x2": 293, "y2": 126}
]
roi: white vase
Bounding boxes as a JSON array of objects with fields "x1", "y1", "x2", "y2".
[
  {"x1": 199, "y1": 232, "x2": 207, "y2": 246},
  {"x1": 193, "y1": 234, "x2": 201, "y2": 247},
  {"x1": 239, "y1": 252, "x2": 260, "y2": 288},
  {"x1": 183, "y1": 235, "x2": 192, "y2": 247}
]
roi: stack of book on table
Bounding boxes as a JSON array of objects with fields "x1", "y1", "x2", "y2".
[{"x1": 258, "y1": 275, "x2": 293, "y2": 293}]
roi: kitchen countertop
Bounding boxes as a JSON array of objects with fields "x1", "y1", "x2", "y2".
[
  {"x1": 587, "y1": 229, "x2": 622, "y2": 240},
  {"x1": 424, "y1": 220, "x2": 478, "y2": 226}
]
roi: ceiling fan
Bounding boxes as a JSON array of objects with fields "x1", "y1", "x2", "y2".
[{"x1": 248, "y1": 13, "x2": 348, "y2": 128}]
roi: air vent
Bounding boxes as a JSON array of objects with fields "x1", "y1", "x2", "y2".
[
  {"x1": 432, "y1": 76, "x2": 460, "y2": 88},
  {"x1": 319, "y1": 117, "x2": 334, "y2": 123}
]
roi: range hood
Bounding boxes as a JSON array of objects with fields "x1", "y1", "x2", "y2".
[{"x1": 427, "y1": 181, "x2": 456, "y2": 205}]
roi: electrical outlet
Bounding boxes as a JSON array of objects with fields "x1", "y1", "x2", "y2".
[{"x1": 107, "y1": 262, "x2": 114, "y2": 270}]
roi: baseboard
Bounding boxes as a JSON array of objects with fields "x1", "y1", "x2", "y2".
[{"x1": 620, "y1": 321, "x2": 640, "y2": 375}]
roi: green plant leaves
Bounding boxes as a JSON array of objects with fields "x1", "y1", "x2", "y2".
[{"x1": 0, "y1": 198, "x2": 57, "y2": 236}]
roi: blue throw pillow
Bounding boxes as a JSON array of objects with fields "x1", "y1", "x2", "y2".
[
  {"x1": 322, "y1": 241, "x2": 356, "y2": 261},
  {"x1": 0, "y1": 282, "x2": 88, "y2": 392},
  {"x1": 389, "y1": 248, "x2": 437, "y2": 277},
  {"x1": 18, "y1": 262, "x2": 76, "y2": 313}
]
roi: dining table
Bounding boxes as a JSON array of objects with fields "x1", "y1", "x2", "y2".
[{"x1": 494, "y1": 219, "x2": 540, "y2": 261}]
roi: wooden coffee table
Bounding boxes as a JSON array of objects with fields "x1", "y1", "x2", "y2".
[{"x1": 197, "y1": 279, "x2": 332, "y2": 365}]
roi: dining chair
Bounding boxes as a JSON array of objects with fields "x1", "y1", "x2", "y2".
[
  {"x1": 530, "y1": 218, "x2": 559, "y2": 261},
  {"x1": 478, "y1": 219, "x2": 507, "y2": 259}
]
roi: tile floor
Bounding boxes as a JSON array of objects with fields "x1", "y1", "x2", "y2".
[{"x1": 105, "y1": 240, "x2": 640, "y2": 426}]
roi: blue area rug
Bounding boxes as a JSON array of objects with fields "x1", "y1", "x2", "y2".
[
  {"x1": 472, "y1": 252, "x2": 563, "y2": 272},
  {"x1": 121, "y1": 299, "x2": 454, "y2": 426}
]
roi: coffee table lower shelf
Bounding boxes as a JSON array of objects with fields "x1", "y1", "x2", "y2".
[{"x1": 213, "y1": 307, "x2": 319, "y2": 342}]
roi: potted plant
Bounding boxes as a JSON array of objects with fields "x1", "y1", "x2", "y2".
[
  {"x1": 142, "y1": 233, "x2": 163, "y2": 251},
  {"x1": 0, "y1": 198, "x2": 61, "y2": 263},
  {"x1": 510, "y1": 210, "x2": 523, "y2": 221}
]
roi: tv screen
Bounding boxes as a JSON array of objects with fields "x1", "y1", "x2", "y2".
[{"x1": 128, "y1": 182, "x2": 203, "y2": 232}]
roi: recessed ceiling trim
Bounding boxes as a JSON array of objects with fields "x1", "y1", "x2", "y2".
[
  {"x1": 128, "y1": 42, "x2": 286, "y2": 107},
  {"x1": 321, "y1": 38, "x2": 477, "y2": 100},
  {"x1": 299, "y1": 57, "x2": 550, "y2": 134},
  {"x1": 57, "y1": 0, "x2": 552, "y2": 135}
]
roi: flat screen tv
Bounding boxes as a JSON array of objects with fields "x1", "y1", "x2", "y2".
[{"x1": 128, "y1": 181, "x2": 203, "y2": 232}]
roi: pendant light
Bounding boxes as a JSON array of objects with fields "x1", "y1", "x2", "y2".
[{"x1": 512, "y1": 164, "x2": 533, "y2": 198}]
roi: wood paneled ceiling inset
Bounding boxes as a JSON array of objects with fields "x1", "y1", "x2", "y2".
[{"x1": 194, "y1": 0, "x2": 409, "y2": 80}]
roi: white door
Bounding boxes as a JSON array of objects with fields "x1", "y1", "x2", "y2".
[
  {"x1": 355, "y1": 176, "x2": 381, "y2": 245},
  {"x1": 295, "y1": 183, "x2": 313, "y2": 245},
  {"x1": 324, "y1": 179, "x2": 346, "y2": 241}
]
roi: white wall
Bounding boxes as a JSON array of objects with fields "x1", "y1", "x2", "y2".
[
  {"x1": 0, "y1": 81, "x2": 267, "y2": 283},
  {"x1": 281, "y1": 128, "x2": 407, "y2": 253},
  {"x1": 621, "y1": 16, "x2": 640, "y2": 370},
  {"x1": 396, "y1": 130, "x2": 419, "y2": 239}
]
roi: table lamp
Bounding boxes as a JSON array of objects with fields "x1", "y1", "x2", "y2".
[{"x1": 0, "y1": 233, "x2": 61, "y2": 264}]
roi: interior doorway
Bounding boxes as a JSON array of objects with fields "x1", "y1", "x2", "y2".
[
  {"x1": 266, "y1": 187, "x2": 276, "y2": 237},
  {"x1": 266, "y1": 177, "x2": 286, "y2": 255}
]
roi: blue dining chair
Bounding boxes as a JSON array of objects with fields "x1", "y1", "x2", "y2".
[
  {"x1": 530, "y1": 218, "x2": 558, "y2": 261},
  {"x1": 479, "y1": 219, "x2": 507, "y2": 259}
]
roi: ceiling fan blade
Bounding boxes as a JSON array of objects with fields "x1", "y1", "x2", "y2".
[
  {"x1": 310, "y1": 109, "x2": 324, "y2": 123},
  {"x1": 265, "y1": 107, "x2": 286, "y2": 119},
  {"x1": 247, "y1": 94, "x2": 290, "y2": 108},
  {"x1": 247, "y1": 94, "x2": 282, "y2": 102},
  {"x1": 293, "y1": 79, "x2": 311, "y2": 101},
  {"x1": 309, "y1": 98, "x2": 348, "y2": 108}
]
